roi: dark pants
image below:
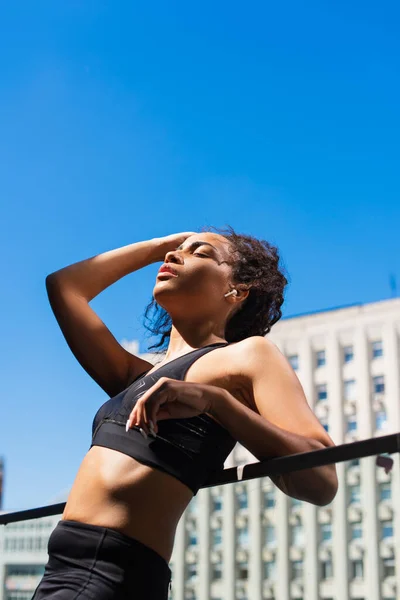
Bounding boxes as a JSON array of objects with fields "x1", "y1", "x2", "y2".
[{"x1": 31, "y1": 520, "x2": 172, "y2": 600}]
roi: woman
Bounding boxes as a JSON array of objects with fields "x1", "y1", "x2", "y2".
[{"x1": 35, "y1": 227, "x2": 338, "y2": 600}]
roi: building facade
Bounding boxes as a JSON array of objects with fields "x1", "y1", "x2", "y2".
[
  {"x1": 0, "y1": 298, "x2": 399, "y2": 600},
  {"x1": 169, "y1": 298, "x2": 400, "y2": 600}
]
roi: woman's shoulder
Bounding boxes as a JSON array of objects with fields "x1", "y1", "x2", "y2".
[
  {"x1": 229, "y1": 335, "x2": 279, "y2": 359},
  {"x1": 227, "y1": 336, "x2": 286, "y2": 378}
]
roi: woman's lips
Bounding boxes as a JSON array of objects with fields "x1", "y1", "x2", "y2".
[{"x1": 157, "y1": 265, "x2": 178, "y2": 277}]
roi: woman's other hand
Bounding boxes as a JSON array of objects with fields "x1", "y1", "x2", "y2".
[{"x1": 125, "y1": 377, "x2": 225, "y2": 436}]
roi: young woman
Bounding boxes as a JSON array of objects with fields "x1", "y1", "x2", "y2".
[{"x1": 34, "y1": 228, "x2": 338, "y2": 600}]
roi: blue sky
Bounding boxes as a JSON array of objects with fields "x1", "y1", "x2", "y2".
[{"x1": 1, "y1": 1, "x2": 399, "y2": 511}]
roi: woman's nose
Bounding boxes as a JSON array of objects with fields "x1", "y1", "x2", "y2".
[{"x1": 164, "y1": 250, "x2": 183, "y2": 264}]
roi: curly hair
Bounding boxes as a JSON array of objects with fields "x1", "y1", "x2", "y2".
[{"x1": 143, "y1": 226, "x2": 288, "y2": 351}]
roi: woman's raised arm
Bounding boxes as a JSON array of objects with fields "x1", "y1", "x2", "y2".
[{"x1": 45, "y1": 234, "x2": 193, "y2": 397}]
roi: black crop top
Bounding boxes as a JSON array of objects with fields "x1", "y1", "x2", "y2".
[{"x1": 91, "y1": 343, "x2": 236, "y2": 495}]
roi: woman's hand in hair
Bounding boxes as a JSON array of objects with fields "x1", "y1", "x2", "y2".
[
  {"x1": 125, "y1": 377, "x2": 226, "y2": 436},
  {"x1": 152, "y1": 232, "x2": 196, "y2": 262}
]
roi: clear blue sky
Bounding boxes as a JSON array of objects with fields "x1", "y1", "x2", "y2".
[{"x1": 1, "y1": 1, "x2": 399, "y2": 511}]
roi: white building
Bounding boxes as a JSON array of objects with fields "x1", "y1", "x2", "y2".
[
  {"x1": 1, "y1": 298, "x2": 399, "y2": 600},
  {"x1": 0, "y1": 514, "x2": 59, "y2": 600},
  {"x1": 169, "y1": 298, "x2": 400, "y2": 600}
]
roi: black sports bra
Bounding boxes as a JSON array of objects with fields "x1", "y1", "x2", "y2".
[{"x1": 91, "y1": 343, "x2": 236, "y2": 495}]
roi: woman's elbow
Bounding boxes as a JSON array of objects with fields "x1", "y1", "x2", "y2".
[{"x1": 317, "y1": 465, "x2": 339, "y2": 506}]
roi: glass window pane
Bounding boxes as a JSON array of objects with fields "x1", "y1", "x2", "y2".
[
  {"x1": 344, "y1": 345, "x2": 354, "y2": 363},
  {"x1": 317, "y1": 384, "x2": 328, "y2": 401},
  {"x1": 372, "y1": 340, "x2": 383, "y2": 358},
  {"x1": 382, "y1": 521, "x2": 394, "y2": 539},
  {"x1": 344, "y1": 379, "x2": 356, "y2": 400},
  {"x1": 316, "y1": 350, "x2": 326, "y2": 367},
  {"x1": 288, "y1": 355, "x2": 299, "y2": 370},
  {"x1": 379, "y1": 483, "x2": 391, "y2": 501},
  {"x1": 375, "y1": 410, "x2": 387, "y2": 431},
  {"x1": 373, "y1": 375, "x2": 385, "y2": 394}
]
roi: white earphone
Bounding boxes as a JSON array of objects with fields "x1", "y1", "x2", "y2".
[{"x1": 224, "y1": 289, "x2": 238, "y2": 298}]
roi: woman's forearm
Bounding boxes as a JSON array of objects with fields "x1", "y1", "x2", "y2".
[
  {"x1": 210, "y1": 389, "x2": 338, "y2": 506},
  {"x1": 46, "y1": 239, "x2": 163, "y2": 301}
]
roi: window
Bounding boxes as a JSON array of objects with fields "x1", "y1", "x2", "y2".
[
  {"x1": 373, "y1": 375, "x2": 385, "y2": 394},
  {"x1": 237, "y1": 490, "x2": 248, "y2": 510},
  {"x1": 188, "y1": 532, "x2": 197, "y2": 546},
  {"x1": 321, "y1": 559, "x2": 333, "y2": 579},
  {"x1": 291, "y1": 523, "x2": 304, "y2": 546},
  {"x1": 238, "y1": 526, "x2": 249, "y2": 546},
  {"x1": 212, "y1": 561, "x2": 222, "y2": 580},
  {"x1": 382, "y1": 557, "x2": 395, "y2": 577},
  {"x1": 187, "y1": 563, "x2": 197, "y2": 580},
  {"x1": 349, "y1": 485, "x2": 361, "y2": 504},
  {"x1": 351, "y1": 523, "x2": 362, "y2": 539},
  {"x1": 316, "y1": 350, "x2": 326, "y2": 367},
  {"x1": 237, "y1": 560, "x2": 248, "y2": 580},
  {"x1": 344, "y1": 379, "x2": 356, "y2": 401},
  {"x1": 6, "y1": 565, "x2": 45, "y2": 576},
  {"x1": 212, "y1": 495, "x2": 222, "y2": 511},
  {"x1": 320, "y1": 523, "x2": 332, "y2": 542},
  {"x1": 213, "y1": 528, "x2": 222, "y2": 546},
  {"x1": 317, "y1": 384, "x2": 328, "y2": 401},
  {"x1": 375, "y1": 410, "x2": 387, "y2": 431},
  {"x1": 347, "y1": 415, "x2": 357, "y2": 432},
  {"x1": 17, "y1": 538, "x2": 25, "y2": 551},
  {"x1": 372, "y1": 340, "x2": 383, "y2": 358},
  {"x1": 320, "y1": 416, "x2": 329, "y2": 432},
  {"x1": 263, "y1": 560, "x2": 276, "y2": 580},
  {"x1": 351, "y1": 559, "x2": 364, "y2": 578},
  {"x1": 288, "y1": 355, "x2": 299, "y2": 370},
  {"x1": 382, "y1": 521, "x2": 394, "y2": 539},
  {"x1": 291, "y1": 560, "x2": 303, "y2": 579},
  {"x1": 263, "y1": 488, "x2": 275, "y2": 509},
  {"x1": 344, "y1": 345, "x2": 354, "y2": 363},
  {"x1": 265, "y1": 524, "x2": 276, "y2": 546},
  {"x1": 349, "y1": 458, "x2": 360, "y2": 467},
  {"x1": 379, "y1": 482, "x2": 391, "y2": 501},
  {"x1": 290, "y1": 497, "x2": 302, "y2": 508}
]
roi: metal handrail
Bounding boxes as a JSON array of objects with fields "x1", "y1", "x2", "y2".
[{"x1": 1, "y1": 432, "x2": 399, "y2": 525}]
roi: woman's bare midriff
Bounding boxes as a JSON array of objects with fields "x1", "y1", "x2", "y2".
[{"x1": 62, "y1": 445, "x2": 194, "y2": 563}]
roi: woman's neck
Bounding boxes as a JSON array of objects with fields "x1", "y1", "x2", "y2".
[{"x1": 164, "y1": 324, "x2": 226, "y2": 360}]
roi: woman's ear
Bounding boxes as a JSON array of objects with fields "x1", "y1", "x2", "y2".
[{"x1": 236, "y1": 284, "x2": 250, "y2": 302}]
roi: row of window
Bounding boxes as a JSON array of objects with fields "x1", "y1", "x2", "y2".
[
  {"x1": 205, "y1": 481, "x2": 391, "y2": 515},
  {"x1": 4, "y1": 520, "x2": 53, "y2": 532},
  {"x1": 184, "y1": 556, "x2": 395, "y2": 582},
  {"x1": 316, "y1": 375, "x2": 385, "y2": 403},
  {"x1": 187, "y1": 518, "x2": 395, "y2": 549},
  {"x1": 320, "y1": 408, "x2": 388, "y2": 434},
  {"x1": 288, "y1": 340, "x2": 384, "y2": 371},
  {"x1": 3, "y1": 537, "x2": 48, "y2": 552},
  {"x1": 6, "y1": 565, "x2": 45, "y2": 577},
  {"x1": 348, "y1": 482, "x2": 392, "y2": 503}
]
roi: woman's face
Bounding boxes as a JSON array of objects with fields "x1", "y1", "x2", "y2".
[{"x1": 153, "y1": 232, "x2": 235, "y2": 318}]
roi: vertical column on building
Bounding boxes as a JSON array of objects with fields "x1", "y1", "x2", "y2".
[
  {"x1": 355, "y1": 327, "x2": 381, "y2": 600},
  {"x1": 383, "y1": 323, "x2": 400, "y2": 596},
  {"x1": 276, "y1": 489, "x2": 290, "y2": 599},
  {"x1": 198, "y1": 487, "x2": 211, "y2": 600},
  {"x1": 327, "y1": 331, "x2": 350, "y2": 599},
  {"x1": 299, "y1": 336, "x2": 319, "y2": 600},
  {"x1": 172, "y1": 511, "x2": 186, "y2": 600},
  {"x1": 223, "y1": 482, "x2": 236, "y2": 600},
  {"x1": 248, "y1": 477, "x2": 262, "y2": 599}
]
